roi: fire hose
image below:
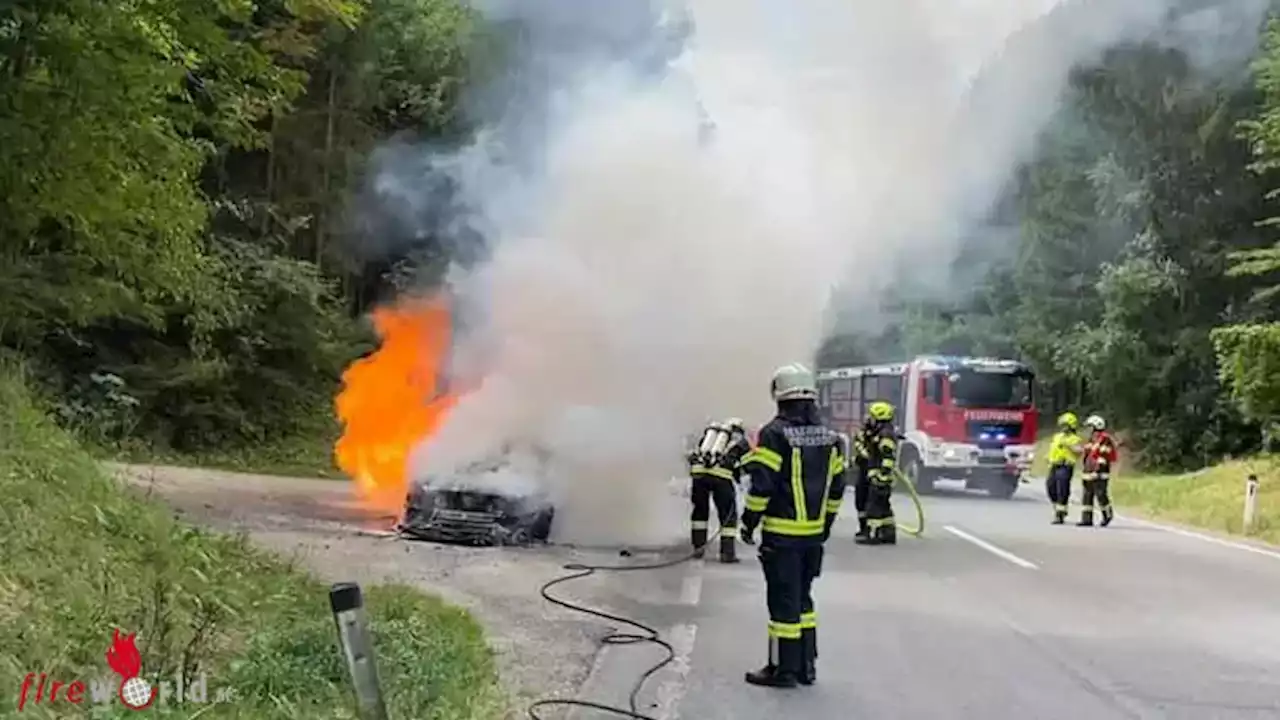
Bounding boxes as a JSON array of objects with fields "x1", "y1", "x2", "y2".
[
  {"x1": 525, "y1": 528, "x2": 723, "y2": 720},
  {"x1": 893, "y1": 467, "x2": 926, "y2": 537}
]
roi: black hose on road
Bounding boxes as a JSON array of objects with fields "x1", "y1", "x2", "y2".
[{"x1": 525, "y1": 530, "x2": 721, "y2": 720}]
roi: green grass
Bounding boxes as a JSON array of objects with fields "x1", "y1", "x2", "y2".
[
  {"x1": 0, "y1": 365, "x2": 506, "y2": 719},
  {"x1": 1027, "y1": 435, "x2": 1278, "y2": 545},
  {"x1": 1112, "y1": 456, "x2": 1279, "y2": 545}
]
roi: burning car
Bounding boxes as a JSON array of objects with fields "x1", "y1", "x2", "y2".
[{"x1": 398, "y1": 444, "x2": 556, "y2": 546}]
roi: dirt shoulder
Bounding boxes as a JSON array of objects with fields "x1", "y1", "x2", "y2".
[{"x1": 108, "y1": 463, "x2": 691, "y2": 716}]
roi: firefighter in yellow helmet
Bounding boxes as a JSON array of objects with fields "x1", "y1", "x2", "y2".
[
  {"x1": 1045, "y1": 412, "x2": 1085, "y2": 524},
  {"x1": 856, "y1": 401, "x2": 899, "y2": 546},
  {"x1": 738, "y1": 363, "x2": 847, "y2": 688}
]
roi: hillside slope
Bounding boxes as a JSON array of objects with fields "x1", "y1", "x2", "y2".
[{"x1": 0, "y1": 367, "x2": 505, "y2": 719}]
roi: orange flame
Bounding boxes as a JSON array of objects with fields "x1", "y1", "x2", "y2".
[
  {"x1": 105, "y1": 629, "x2": 142, "y2": 679},
  {"x1": 334, "y1": 295, "x2": 461, "y2": 514}
]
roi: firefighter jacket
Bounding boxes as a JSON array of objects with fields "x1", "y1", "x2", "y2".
[
  {"x1": 1083, "y1": 431, "x2": 1118, "y2": 479},
  {"x1": 691, "y1": 436, "x2": 750, "y2": 481},
  {"x1": 738, "y1": 408, "x2": 848, "y2": 539},
  {"x1": 856, "y1": 422, "x2": 898, "y2": 485},
  {"x1": 1047, "y1": 431, "x2": 1084, "y2": 467}
]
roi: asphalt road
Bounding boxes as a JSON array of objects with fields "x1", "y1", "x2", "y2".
[{"x1": 565, "y1": 478, "x2": 1280, "y2": 720}]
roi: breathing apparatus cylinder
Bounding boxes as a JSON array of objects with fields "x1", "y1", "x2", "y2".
[{"x1": 697, "y1": 422, "x2": 731, "y2": 462}]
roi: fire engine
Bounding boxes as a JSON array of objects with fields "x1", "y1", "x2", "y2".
[{"x1": 816, "y1": 356, "x2": 1038, "y2": 498}]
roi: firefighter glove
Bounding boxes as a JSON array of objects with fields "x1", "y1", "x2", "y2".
[{"x1": 740, "y1": 523, "x2": 756, "y2": 545}]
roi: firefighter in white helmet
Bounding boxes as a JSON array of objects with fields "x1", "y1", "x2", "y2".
[
  {"x1": 738, "y1": 363, "x2": 847, "y2": 688},
  {"x1": 1079, "y1": 414, "x2": 1117, "y2": 527},
  {"x1": 687, "y1": 417, "x2": 749, "y2": 562}
]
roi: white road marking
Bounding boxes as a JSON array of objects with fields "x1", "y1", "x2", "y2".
[
  {"x1": 944, "y1": 524, "x2": 1039, "y2": 570},
  {"x1": 652, "y1": 623, "x2": 698, "y2": 720},
  {"x1": 1120, "y1": 515, "x2": 1280, "y2": 561},
  {"x1": 679, "y1": 572, "x2": 703, "y2": 606}
]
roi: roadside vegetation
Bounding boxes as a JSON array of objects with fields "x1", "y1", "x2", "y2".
[
  {"x1": 0, "y1": 0, "x2": 488, "y2": 477},
  {"x1": 1112, "y1": 457, "x2": 1279, "y2": 545},
  {"x1": 0, "y1": 365, "x2": 506, "y2": 719}
]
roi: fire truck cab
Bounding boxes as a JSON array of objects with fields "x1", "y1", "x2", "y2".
[{"x1": 816, "y1": 355, "x2": 1038, "y2": 498}]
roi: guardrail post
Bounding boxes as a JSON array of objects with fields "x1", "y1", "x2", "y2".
[
  {"x1": 330, "y1": 582, "x2": 389, "y2": 720},
  {"x1": 1243, "y1": 474, "x2": 1260, "y2": 533}
]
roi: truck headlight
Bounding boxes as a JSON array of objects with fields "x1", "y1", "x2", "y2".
[{"x1": 943, "y1": 448, "x2": 958, "y2": 460}]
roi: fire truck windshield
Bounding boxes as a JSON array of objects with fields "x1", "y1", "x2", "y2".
[{"x1": 949, "y1": 370, "x2": 1033, "y2": 408}]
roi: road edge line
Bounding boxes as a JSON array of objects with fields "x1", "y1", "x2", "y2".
[
  {"x1": 652, "y1": 623, "x2": 698, "y2": 720},
  {"x1": 1119, "y1": 515, "x2": 1280, "y2": 561}
]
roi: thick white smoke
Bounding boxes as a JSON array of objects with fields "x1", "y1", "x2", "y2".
[{"x1": 402, "y1": 0, "x2": 1268, "y2": 546}]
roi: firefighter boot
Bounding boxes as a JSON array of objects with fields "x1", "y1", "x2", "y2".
[
  {"x1": 1077, "y1": 509, "x2": 1094, "y2": 527},
  {"x1": 691, "y1": 528, "x2": 707, "y2": 559},
  {"x1": 1101, "y1": 507, "x2": 1114, "y2": 527},
  {"x1": 745, "y1": 638, "x2": 800, "y2": 688},
  {"x1": 1052, "y1": 510, "x2": 1066, "y2": 525},
  {"x1": 880, "y1": 522, "x2": 897, "y2": 545},
  {"x1": 719, "y1": 535, "x2": 739, "y2": 564},
  {"x1": 799, "y1": 629, "x2": 817, "y2": 686},
  {"x1": 855, "y1": 516, "x2": 870, "y2": 541}
]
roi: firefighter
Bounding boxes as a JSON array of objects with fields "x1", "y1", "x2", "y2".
[
  {"x1": 856, "y1": 401, "x2": 899, "y2": 546},
  {"x1": 1078, "y1": 414, "x2": 1117, "y2": 527},
  {"x1": 688, "y1": 418, "x2": 748, "y2": 563},
  {"x1": 738, "y1": 363, "x2": 847, "y2": 688},
  {"x1": 1045, "y1": 412, "x2": 1085, "y2": 525}
]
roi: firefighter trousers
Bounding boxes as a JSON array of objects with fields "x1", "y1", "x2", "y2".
[
  {"x1": 1046, "y1": 464, "x2": 1074, "y2": 521},
  {"x1": 691, "y1": 475, "x2": 738, "y2": 558},
  {"x1": 864, "y1": 479, "x2": 896, "y2": 543},
  {"x1": 759, "y1": 537, "x2": 823, "y2": 679},
  {"x1": 1079, "y1": 475, "x2": 1113, "y2": 526},
  {"x1": 853, "y1": 468, "x2": 870, "y2": 536}
]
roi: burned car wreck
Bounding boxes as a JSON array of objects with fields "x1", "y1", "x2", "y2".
[{"x1": 397, "y1": 445, "x2": 556, "y2": 547}]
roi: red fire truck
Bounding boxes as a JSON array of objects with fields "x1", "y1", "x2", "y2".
[{"x1": 816, "y1": 355, "x2": 1038, "y2": 498}]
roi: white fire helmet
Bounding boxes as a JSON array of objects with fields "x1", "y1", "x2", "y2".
[
  {"x1": 771, "y1": 363, "x2": 817, "y2": 401},
  {"x1": 1085, "y1": 414, "x2": 1106, "y2": 431}
]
